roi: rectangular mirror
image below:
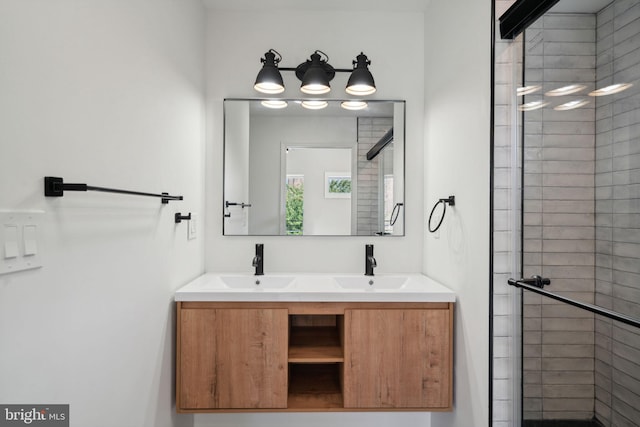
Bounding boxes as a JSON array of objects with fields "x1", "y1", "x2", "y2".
[{"x1": 223, "y1": 99, "x2": 405, "y2": 236}]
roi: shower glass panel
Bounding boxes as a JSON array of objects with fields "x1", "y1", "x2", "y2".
[{"x1": 520, "y1": 0, "x2": 640, "y2": 425}]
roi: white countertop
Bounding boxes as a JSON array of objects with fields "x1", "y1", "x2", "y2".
[{"x1": 175, "y1": 273, "x2": 456, "y2": 303}]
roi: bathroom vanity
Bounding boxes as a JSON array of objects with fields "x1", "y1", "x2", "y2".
[{"x1": 175, "y1": 274, "x2": 454, "y2": 412}]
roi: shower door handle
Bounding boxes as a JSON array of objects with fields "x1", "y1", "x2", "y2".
[{"x1": 517, "y1": 275, "x2": 550, "y2": 288}]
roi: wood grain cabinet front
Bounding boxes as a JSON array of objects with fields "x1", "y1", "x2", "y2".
[
  {"x1": 343, "y1": 309, "x2": 452, "y2": 409},
  {"x1": 177, "y1": 306, "x2": 288, "y2": 410},
  {"x1": 176, "y1": 301, "x2": 453, "y2": 413}
]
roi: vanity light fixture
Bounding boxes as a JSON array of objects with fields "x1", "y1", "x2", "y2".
[
  {"x1": 554, "y1": 99, "x2": 589, "y2": 111},
  {"x1": 345, "y1": 52, "x2": 376, "y2": 95},
  {"x1": 517, "y1": 100, "x2": 548, "y2": 111},
  {"x1": 254, "y1": 49, "x2": 376, "y2": 96},
  {"x1": 341, "y1": 101, "x2": 368, "y2": 110},
  {"x1": 300, "y1": 51, "x2": 332, "y2": 94},
  {"x1": 301, "y1": 100, "x2": 328, "y2": 110},
  {"x1": 261, "y1": 100, "x2": 288, "y2": 109},
  {"x1": 589, "y1": 83, "x2": 633, "y2": 97},
  {"x1": 253, "y1": 50, "x2": 285, "y2": 94},
  {"x1": 545, "y1": 84, "x2": 586, "y2": 97},
  {"x1": 517, "y1": 85, "x2": 541, "y2": 96}
]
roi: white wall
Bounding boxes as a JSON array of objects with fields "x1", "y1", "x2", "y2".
[
  {"x1": 0, "y1": 1, "x2": 205, "y2": 427},
  {"x1": 206, "y1": 9, "x2": 425, "y2": 275},
  {"x1": 423, "y1": 1, "x2": 492, "y2": 427}
]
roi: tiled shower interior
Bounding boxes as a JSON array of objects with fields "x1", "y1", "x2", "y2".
[
  {"x1": 522, "y1": 11, "x2": 599, "y2": 422},
  {"x1": 522, "y1": 1, "x2": 640, "y2": 424},
  {"x1": 493, "y1": 0, "x2": 640, "y2": 425}
]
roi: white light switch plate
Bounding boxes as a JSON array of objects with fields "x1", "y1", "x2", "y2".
[
  {"x1": 0, "y1": 210, "x2": 44, "y2": 275},
  {"x1": 188, "y1": 213, "x2": 197, "y2": 240},
  {"x1": 4, "y1": 225, "x2": 19, "y2": 259}
]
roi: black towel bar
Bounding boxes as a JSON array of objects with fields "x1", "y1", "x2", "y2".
[
  {"x1": 508, "y1": 278, "x2": 640, "y2": 329},
  {"x1": 44, "y1": 176, "x2": 183, "y2": 204}
]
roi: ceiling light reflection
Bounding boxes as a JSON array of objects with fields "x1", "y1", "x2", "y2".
[
  {"x1": 518, "y1": 101, "x2": 549, "y2": 111},
  {"x1": 545, "y1": 84, "x2": 587, "y2": 97},
  {"x1": 261, "y1": 100, "x2": 288, "y2": 109},
  {"x1": 588, "y1": 83, "x2": 633, "y2": 97},
  {"x1": 301, "y1": 100, "x2": 328, "y2": 110},
  {"x1": 341, "y1": 101, "x2": 368, "y2": 110},
  {"x1": 517, "y1": 85, "x2": 541, "y2": 96},
  {"x1": 554, "y1": 99, "x2": 589, "y2": 111}
]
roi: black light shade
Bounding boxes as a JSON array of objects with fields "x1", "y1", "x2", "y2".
[
  {"x1": 346, "y1": 52, "x2": 376, "y2": 96},
  {"x1": 300, "y1": 51, "x2": 331, "y2": 95},
  {"x1": 254, "y1": 50, "x2": 285, "y2": 94}
]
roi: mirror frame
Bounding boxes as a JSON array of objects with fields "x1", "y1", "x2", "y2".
[{"x1": 222, "y1": 98, "x2": 406, "y2": 237}]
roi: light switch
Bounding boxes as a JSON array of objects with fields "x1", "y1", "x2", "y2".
[
  {"x1": 23, "y1": 225, "x2": 38, "y2": 256},
  {"x1": 0, "y1": 210, "x2": 44, "y2": 275},
  {"x1": 4, "y1": 225, "x2": 19, "y2": 259},
  {"x1": 188, "y1": 213, "x2": 197, "y2": 240}
]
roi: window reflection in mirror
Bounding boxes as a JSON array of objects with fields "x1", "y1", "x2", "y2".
[{"x1": 223, "y1": 99, "x2": 405, "y2": 236}]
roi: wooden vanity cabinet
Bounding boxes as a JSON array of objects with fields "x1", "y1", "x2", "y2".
[{"x1": 176, "y1": 301, "x2": 453, "y2": 413}]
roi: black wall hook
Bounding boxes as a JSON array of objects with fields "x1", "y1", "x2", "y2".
[
  {"x1": 440, "y1": 195, "x2": 455, "y2": 206},
  {"x1": 175, "y1": 212, "x2": 192, "y2": 223}
]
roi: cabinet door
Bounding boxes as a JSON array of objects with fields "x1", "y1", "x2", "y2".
[
  {"x1": 344, "y1": 308, "x2": 451, "y2": 409},
  {"x1": 179, "y1": 308, "x2": 288, "y2": 409}
]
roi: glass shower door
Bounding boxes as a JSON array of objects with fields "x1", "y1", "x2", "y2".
[{"x1": 517, "y1": 0, "x2": 640, "y2": 425}]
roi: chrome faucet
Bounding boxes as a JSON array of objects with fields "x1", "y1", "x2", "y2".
[
  {"x1": 252, "y1": 243, "x2": 264, "y2": 276},
  {"x1": 365, "y1": 244, "x2": 377, "y2": 276}
]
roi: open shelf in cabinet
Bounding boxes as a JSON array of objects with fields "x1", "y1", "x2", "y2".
[
  {"x1": 288, "y1": 363, "x2": 343, "y2": 409},
  {"x1": 287, "y1": 314, "x2": 345, "y2": 409},
  {"x1": 288, "y1": 315, "x2": 344, "y2": 363}
]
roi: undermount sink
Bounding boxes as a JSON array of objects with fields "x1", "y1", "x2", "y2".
[
  {"x1": 220, "y1": 275, "x2": 295, "y2": 289},
  {"x1": 334, "y1": 276, "x2": 409, "y2": 290}
]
